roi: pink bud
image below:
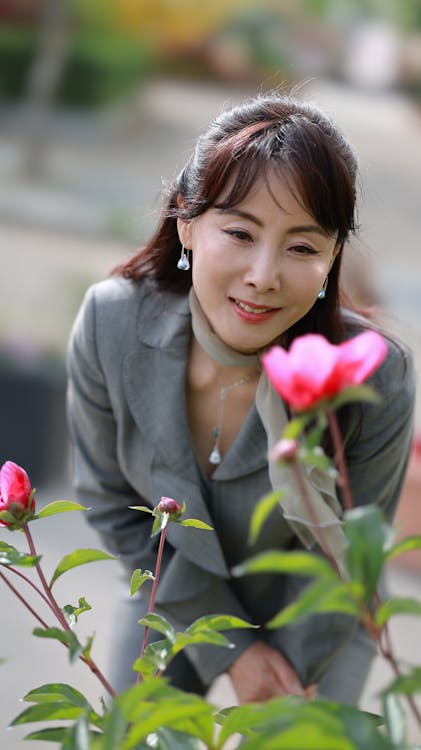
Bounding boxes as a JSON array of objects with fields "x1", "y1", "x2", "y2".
[
  {"x1": 156, "y1": 497, "x2": 182, "y2": 517},
  {"x1": 0, "y1": 461, "x2": 35, "y2": 527},
  {"x1": 271, "y1": 438, "x2": 299, "y2": 462}
]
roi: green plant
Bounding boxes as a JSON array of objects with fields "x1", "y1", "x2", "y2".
[{"x1": 1, "y1": 331, "x2": 421, "y2": 748}]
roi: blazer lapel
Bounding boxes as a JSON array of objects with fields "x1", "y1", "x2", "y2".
[{"x1": 122, "y1": 288, "x2": 229, "y2": 577}]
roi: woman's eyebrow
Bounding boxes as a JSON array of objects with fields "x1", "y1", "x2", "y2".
[
  {"x1": 214, "y1": 207, "x2": 263, "y2": 227},
  {"x1": 286, "y1": 224, "x2": 333, "y2": 238},
  {"x1": 215, "y1": 207, "x2": 332, "y2": 238}
]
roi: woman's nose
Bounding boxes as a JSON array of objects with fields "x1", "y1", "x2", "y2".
[{"x1": 244, "y1": 249, "x2": 281, "y2": 292}]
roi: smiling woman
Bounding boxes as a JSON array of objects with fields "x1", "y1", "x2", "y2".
[{"x1": 66, "y1": 91, "x2": 415, "y2": 706}]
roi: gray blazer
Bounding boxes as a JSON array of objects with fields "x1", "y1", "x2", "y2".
[{"x1": 67, "y1": 276, "x2": 415, "y2": 687}]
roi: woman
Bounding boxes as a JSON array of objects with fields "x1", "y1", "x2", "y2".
[{"x1": 67, "y1": 92, "x2": 415, "y2": 704}]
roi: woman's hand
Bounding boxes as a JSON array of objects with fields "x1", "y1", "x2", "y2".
[{"x1": 228, "y1": 640, "x2": 317, "y2": 704}]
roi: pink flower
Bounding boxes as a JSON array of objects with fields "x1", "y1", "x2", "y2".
[
  {"x1": 271, "y1": 438, "x2": 299, "y2": 462},
  {"x1": 262, "y1": 331, "x2": 388, "y2": 412},
  {"x1": 156, "y1": 496, "x2": 182, "y2": 518},
  {"x1": 0, "y1": 461, "x2": 35, "y2": 526}
]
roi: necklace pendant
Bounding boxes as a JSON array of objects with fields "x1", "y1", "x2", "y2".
[{"x1": 209, "y1": 446, "x2": 222, "y2": 465}]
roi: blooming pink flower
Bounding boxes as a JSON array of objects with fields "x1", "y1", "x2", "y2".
[
  {"x1": 262, "y1": 331, "x2": 388, "y2": 412},
  {"x1": 0, "y1": 461, "x2": 35, "y2": 526}
]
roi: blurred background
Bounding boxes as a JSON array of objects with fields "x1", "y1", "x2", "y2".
[{"x1": 1, "y1": 0, "x2": 420, "y2": 747}]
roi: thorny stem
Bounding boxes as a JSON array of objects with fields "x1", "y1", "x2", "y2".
[
  {"x1": 137, "y1": 518, "x2": 168, "y2": 683},
  {"x1": 291, "y1": 461, "x2": 341, "y2": 577},
  {"x1": 21, "y1": 523, "x2": 116, "y2": 698},
  {"x1": 326, "y1": 410, "x2": 354, "y2": 512}
]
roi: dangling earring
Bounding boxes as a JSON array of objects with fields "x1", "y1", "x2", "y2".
[
  {"x1": 177, "y1": 246, "x2": 190, "y2": 271},
  {"x1": 318, "y1": 276, "x2": 328, "y2": 300}
]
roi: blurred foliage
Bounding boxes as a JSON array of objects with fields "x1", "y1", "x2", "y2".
[{"x1": 1, "y1": 0, "x2": 421, "y2": 106}]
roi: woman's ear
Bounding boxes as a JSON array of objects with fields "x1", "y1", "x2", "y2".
[
  {"x1": 329, "y1": 241, "x2": 342, "y2": 271},
  {"x1": 177, "y1": 217, "x2": 193, "y2": 249}
]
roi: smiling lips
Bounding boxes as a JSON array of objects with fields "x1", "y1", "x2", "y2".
[{"x1": 231, "y1": 297, "x2": 281, "y2": 323}]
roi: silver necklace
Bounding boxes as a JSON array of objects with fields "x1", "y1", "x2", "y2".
[{"x1": 209, "y1": 370, "x2": 259, "y2": 465}]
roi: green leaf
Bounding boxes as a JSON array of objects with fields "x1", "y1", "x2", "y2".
[
  {"x1": 151, "y1": 512, "x2": 168, "y2": 537},
  {"x1": 176, "y1": 518, "x2": 213, "y2": 531},
  {"x1": 282, "y1": 415, "x2": 309, "y2": 440},
  {"x1": 155, "y1": 727, "x2": 203, "y2": 750},
  {"x1": 248, "y1": 491, "x2": 283, "y2": 545},
  {"x1": 24, "y1": 683, "x2": 91, "y2": 708},
  {"x1": 186, "y1": 614, "x2": 258, "y2": 634},
  {"x1": 32, "y1": 627, "x2": 84, "y2": 664},
  {"x1": 10, "y1": 702, "x2": 85, "y2": 726},
  {"x1": 49, "y1": 548, "x2": 116, "y2": 587},
  {"x1": 386, "y1": 535, "x2": 421, "y2": 561},
  {"x1": 232, "y1": 550, "x2": 336, "y2": 579},
  {"x1": 0, "y1": 509, "x2": 18, "y2": 524},
  {"x1": 61, "y1": 714, "x2": 91, "y2": 750},
  {"x1": 267, "y1": 579, "x2": 362, "y2": 629},
  {"x1": 122, "y1": 695, "x2": 213, "y2": 749},
  {"x1": 383, "y1": 693, "x2": 407, "y2": 747},
  {"x1": 34, "y1": 500, "x2": 88, "y2": 519},
  {"x1": 382, "y1": 666, "x2": 421, "y2": 696},
  {"x1": 344, "y1": 506, "x2": 389, "y2": 600},
  {"x1": 330, "y1": 384, "x2": 382, "y2": 411},
  {"x1": 171, "y1": 630, "x2": 233, "y2": 655},
  {"x1": 129, "y1": 505, "x2": 153, "y2": 514},
  {"x1": 130, "y1": 568, "x2": 154, "y2": 596},
  {"x1": 0, "y1": 540, "x2": 41, "y2": 566},
  {"x1": 139, "y1": 613, "x2": 177, "y2": 643},
  {"x1": 375, "y1": 596, "x2": 421, "y2": 628},
  {"x1": 24, "y1": 726, "x2": 69, "y2": 742},
  {"x1": 62, "y1": 597, "x2": 92, "y2": 626}
]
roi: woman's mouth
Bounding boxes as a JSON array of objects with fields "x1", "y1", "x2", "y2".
[{"x1": 231, "y1": 298, "x2": 281, "y2": 323}]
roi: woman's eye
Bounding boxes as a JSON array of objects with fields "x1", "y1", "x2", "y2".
[
  {"x1": 224, "y1": 229, "x2": 253, "y2": 242},
  {"x1": 291, "y1": 244, "x2": 318, "y2": 255}
]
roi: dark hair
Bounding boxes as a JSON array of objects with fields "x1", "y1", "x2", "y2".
[{"x1": 115, "y1": 91, "x2": 359, "y2": 344}]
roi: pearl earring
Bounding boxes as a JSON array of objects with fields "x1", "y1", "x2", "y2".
[
  {"x1": 318, "y1": 276, "x2": 328, "y2": 299},
  {"x1": 177, "y1": 246, "x2": 190, "y2": 271}
]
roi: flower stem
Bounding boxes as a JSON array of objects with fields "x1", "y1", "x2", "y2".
[
  {"x1": 23, "y1": 523, "x2": 69, "y2": 630},
  {"x1": 22, "y1": 523, "x2": 116, "y2": 698},
  {"x1": 379, "y1": 623, "x2": 421, "y2": 727},
  {"x1": 137, "y1": 518, "x2": 168, "y2": 683},
  {"x1": 326, "y1": 410, "x2": 354, "y2": 511},
  {"x1": 0, "y1": 569, "x2": 50, "y2": 629},
  {"x1": 3, "y1": 563, "x2": 59, "y2": 616}
]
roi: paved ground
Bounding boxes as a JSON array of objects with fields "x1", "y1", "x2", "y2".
[{"x1": 1, "y1": 78, "x2": 421, "y2": 747}]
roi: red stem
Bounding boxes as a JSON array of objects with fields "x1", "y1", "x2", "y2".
[
  {"x1": 0, "y1": 569, "x2": 50, "y2": 629},
  {"x1": 3, "y1": 563, "x2": 58, "y2": 616},
  {"x1": 326, "y1": 416, "x2": 421, "y2": 729},
  {"x1": 22, "y1": 524, "x2": 116, "y2": 698},
  {"x1": 326, "y1": 410, "x2": 354, "y2": 511},
  {"x1": 137, "y1": 520, "x2": 168, "y2": 683},
  {"x1": 23, "y1": 524, "x2": 69, "y2": 630}
]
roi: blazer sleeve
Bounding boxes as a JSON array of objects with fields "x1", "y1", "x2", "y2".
[
  {"x1": 66, "y1": 286, "x2": 159, "y2": 576},
  {"x1": 343, "y1": 337, "x2": 416, "y2": 518}
]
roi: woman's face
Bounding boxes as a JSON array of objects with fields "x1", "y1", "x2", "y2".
[{"x1": 178, "y1": 170, "x2": 340, "y2": 354}]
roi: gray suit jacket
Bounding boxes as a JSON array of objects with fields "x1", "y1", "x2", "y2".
[{"x1": 67, "y1": 276, "x2": 415, "y2": 686}]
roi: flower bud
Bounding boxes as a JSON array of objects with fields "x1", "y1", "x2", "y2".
[
  {"x1": 0, "y1": 460, "x2": 35, "y2": 527},
  {"x1": 271, "y1": 438, "x2": 299, "y2": 463},
  {"x1": 156, "y1": 496, "x2": 182, "y2": 518}
]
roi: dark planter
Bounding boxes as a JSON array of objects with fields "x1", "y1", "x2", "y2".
[{"x1": 0, "y1": 354, "x2": 68, "y2": 487}]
